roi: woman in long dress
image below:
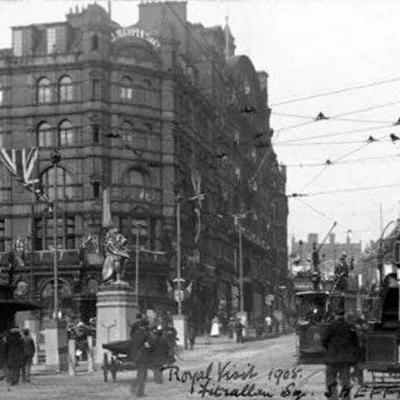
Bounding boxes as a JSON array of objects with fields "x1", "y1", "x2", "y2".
[{"x1": 210, "y1": 316, "x2": 220, "y2": 337}]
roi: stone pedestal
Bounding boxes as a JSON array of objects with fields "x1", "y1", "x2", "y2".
[
  {"x1": 43, "y1": 319, "x2": 68, "y2": 373},
  {"x1": 173, "y1": 314, "x2": 188, "y2": 349},
  {"x1": 95, "y1": 282, "x2": 138, "y2": 365}
]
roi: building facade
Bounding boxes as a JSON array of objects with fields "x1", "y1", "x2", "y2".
[{"x1": 0, "y1": 1, "x2": 287, "y2": 330}]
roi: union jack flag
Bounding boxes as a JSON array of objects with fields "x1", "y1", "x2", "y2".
[{"x1": 0, "y1": 147, "x2": 39, "y2": 186}]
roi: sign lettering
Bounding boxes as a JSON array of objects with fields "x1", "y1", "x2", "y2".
[{"x1": 111, "y1": 26, "x2": 161, "y2": 48}]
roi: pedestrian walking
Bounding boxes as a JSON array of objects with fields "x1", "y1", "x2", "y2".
[
  {"x1": 321, "y1": 309, "x2": 359, "y2": 400},
  {"x1": 150, "y1": 327, "x2": 169, "y2": 384},
  {"x1": 21, "y1": 328, "x2": 35, "y2": 383},
  {"x1": 352, "y1": 316, "x2": 367, "y2": 385},
  {"x1": 265, "y1": 315, "x2": 272, "y2": 334},
  {"x1": 234, "y1": 317, "x2": 244, "y2": 343},
  {"x1": 164, "y1": 326, "x2": 178, "y2": 365},
  {"x1": 188, "y1": 325, "x2": 196, "y2": 350},
  {"x1": 130, "y1": 320, "x2": 153, "y2": 397},
  {"x1": 210, "y1": 316, "x2": 221, "y2": 337},
  {"x1": 4, "y1": 327, "x2": 24, "y2": 386}
]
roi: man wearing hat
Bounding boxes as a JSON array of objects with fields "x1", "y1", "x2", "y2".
[{"x1": 321, "y1": 309, "x2": 359, "y2": 400}]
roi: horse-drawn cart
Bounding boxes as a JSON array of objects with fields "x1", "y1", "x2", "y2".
[{"x1": 101, "y1": 340, "x2": 136, "y2": 382}]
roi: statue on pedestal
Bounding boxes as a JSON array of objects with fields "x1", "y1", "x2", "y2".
[{"x1": 101, "y1": 227, "x2": 130, "y2": 285}]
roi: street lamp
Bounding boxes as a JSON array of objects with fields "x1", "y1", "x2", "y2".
[
  {"x1": 50, "y1": 149, "x2": 61, "y2": 320},
  {"x1": 133, "y1": 223, "x2": 147, "y2": 308}
]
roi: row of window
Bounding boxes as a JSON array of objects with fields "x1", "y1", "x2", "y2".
[
  {"x1": 0, "y1": 215, "x2": 159, "y2": 252},
  {"x1": 0, "y1": 75, "x2": 156, "y2": 107},
  {"x1": 37, "y1": 76, "x2": 73, "y2": 104},
  {"x1": 32, "y1": 119, "x2": 153, "y2": 147}
]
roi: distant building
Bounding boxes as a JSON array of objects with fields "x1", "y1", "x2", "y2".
[{"x1": 291, "y1": 233, "x2": 362, "y2": 268}]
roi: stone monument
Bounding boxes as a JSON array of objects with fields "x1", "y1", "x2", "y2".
[{"x1": 95, "y1": 226, "x2": 138, "y2": 364}]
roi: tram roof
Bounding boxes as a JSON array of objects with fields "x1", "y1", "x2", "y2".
[{"x1": 295, "y1": 290, "x2": 329, "y2": 297}]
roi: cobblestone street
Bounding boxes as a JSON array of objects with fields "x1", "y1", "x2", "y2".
[{"x1": 1, "y1": 335, "x2": 330, "y2": 400}]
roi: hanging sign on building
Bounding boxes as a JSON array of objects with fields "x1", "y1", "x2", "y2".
[{"x1": 111, "y1": 26, "x2": 161, "y2": 48}]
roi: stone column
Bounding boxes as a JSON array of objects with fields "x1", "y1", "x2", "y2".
[
  {"x1": 95, "y1": 282, "x2": 138, "y2": 365},
  {"x1": 43, "y1": 319, "x2": 68, "y2": 373}
]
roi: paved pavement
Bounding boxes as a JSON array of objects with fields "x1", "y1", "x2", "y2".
[{"x1": 0, "y1": 334, "x2": 374, "y2": 399}]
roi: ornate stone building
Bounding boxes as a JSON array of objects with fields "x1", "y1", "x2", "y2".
[{"x1": 0, "y1": 1, "x2": 287, "y2": 330}]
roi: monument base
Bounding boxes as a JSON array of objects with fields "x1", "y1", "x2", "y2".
[
  {"x1": 43, "y1": 319, "x2": 68, "y2": 373},
  {"x1": 95, "y1": 282, "x2": 138, "y2": 365},
  {"x1": 173, "y1": 314, "x2": 188, "y2": 349}
]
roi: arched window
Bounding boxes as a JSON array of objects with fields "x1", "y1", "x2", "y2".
[
  {"x1": 91, "y1": 34, "x2": 99, "y2": 51},
  {"x1": 37, "y1": 77, "x2": 51, "y2": 104},
  {"x1": 40, "y1": 166, "x2": 74, "y2": 200},
  {"x1": 121, "y1": 120, "x2": 134, "y2": 144},
  {"x1": 37, "y1": 122, "x2": 53, "y2": 147},
  {"x1": 0, "y1": 84, "x2": 3, "y2": 106},
  {"x1": 58, "y1": 120, "x2": 74, "y2": 147},
  {"x1": 120, "y1": 76, "x2": 133, "y2": 101},
  {"x1": 123, "y1": 168, "x2": 151, "y2": 201},
  {"x1": 59, "y1": 76, "x2": 73, "y2": 102}
]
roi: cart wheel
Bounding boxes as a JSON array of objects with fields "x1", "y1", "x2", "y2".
[{"x1": 111, "y1": 357, "x2": 117, "y2": 382}]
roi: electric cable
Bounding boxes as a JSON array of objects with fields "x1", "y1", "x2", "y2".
[
  {"x1": 298, "y1": 142, "x2": 370, "y2": 192},
  {"x1": 271, "y1": 76, "x2": 400, "y2": 107}
]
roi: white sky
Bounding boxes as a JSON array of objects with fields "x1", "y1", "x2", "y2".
[{"x1": 1, "y1": 0, "x2": 400, "y2": 247}]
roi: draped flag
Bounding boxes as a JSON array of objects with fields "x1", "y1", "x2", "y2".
[{"x1": 0, "y1": 147, "x2": 39, "y2": 186}]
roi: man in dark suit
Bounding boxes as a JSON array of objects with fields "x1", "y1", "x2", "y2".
[
  {"x1": 130, "y1": 320, "x2": 152, "y2": 397},
  {"x1": 321, "y1": 309, "x2": 359, "y2": 400}
]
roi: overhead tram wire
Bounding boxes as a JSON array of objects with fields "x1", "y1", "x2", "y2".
[
  {"x1": 289, "y1": 181, "x2": 400, "y2": 198},
  {"x1": 271, "y1": 76, "x2": 400, "y2": 107},
  {"x1": 298, "y1": 142, "x2": 371, "y2": 192},
  {"x1": 285, "y1": 153, "x2": 400, "y2": 168},
  {"x1": 272, "y1": 111, "x2": 394, "y2": 125},
  {"x1": 274, "y1": 123, "x2": 394, "y2": 145},
  {"x1": 274, "y1": 98, "x2": 400, "y2": 139}
]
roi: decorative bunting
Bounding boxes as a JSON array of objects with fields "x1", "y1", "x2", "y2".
[{"x1": 0, "y1": 147, "x2": 39, "y2": 186}]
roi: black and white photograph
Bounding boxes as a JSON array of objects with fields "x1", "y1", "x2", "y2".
[{"x1": 0, "y1": 0, "x2": 399, "y2": 398}]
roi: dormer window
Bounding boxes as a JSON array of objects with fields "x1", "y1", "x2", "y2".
[{"x1": 47, "y1": 27, "x2": 57, "y2": 54}]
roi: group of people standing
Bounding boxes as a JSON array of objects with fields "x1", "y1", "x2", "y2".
[
  {"x1": 129, "y1": 315, "x2": 178, "y2": 397},
  {"x1": 322, "y1": 310, "x2": 367, "y2": 400},
  {"x1": 0, "y1": 327, "x2": 35, "y2": 385}
]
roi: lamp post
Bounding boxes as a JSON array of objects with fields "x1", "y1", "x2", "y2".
[
  {"x1": 133, "y1": 223, "x2": 147, "y2": 309},
  {"x1": 135, "y1": 226, "x2": 140, "y2": 307},
  {"x1": 238, "y1": 223, "x2": 244, "y2": 313},
  {"x1": 50, "y1": 149, "x2": 61, "y2": 320},
  {"x1": 176, "y1": 199, "x2": 182, "y2": 316}
]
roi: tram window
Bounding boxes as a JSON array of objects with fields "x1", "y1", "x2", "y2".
[{"x1": 295, "y1": 294, "x2": 328, "y2": 322}]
